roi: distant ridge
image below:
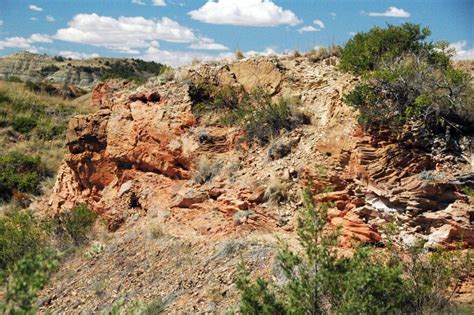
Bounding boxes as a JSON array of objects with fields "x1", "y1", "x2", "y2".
[{"x1": 0, "y1": 51, "x2": 168, "y2": 89}]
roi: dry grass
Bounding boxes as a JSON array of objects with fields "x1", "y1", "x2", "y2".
[
  {"x1": 0, "y1": 80, "x2": 95, "y2": 202},
  {"x1": 263, "y1": 176, "x2": 288, "y2": 204},
  {"x1": 235, "y1": 49, "x2": 245, "y2": 60},
  {"x1": 194, "y1": 156, "x2": 222, "y2": 184},
  {"x1": 306, "y1": 45, "x2": 342, "y2": 63}
]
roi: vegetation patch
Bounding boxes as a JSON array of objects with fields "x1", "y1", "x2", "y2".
[
  {"x1": 236, "y1": 189, "x2": 472, "y2": 314},
  {"x1": 341, "y1": 23, "x2": 473, "y2": 149},
  {"x1": 189, "y1": 82, "x2": 308, "y2": 145},
  {"x1": 0, "y1": 152, "x2": 45, "y2": 201}
]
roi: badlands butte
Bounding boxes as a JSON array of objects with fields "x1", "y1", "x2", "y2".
[{"x1": 0, "y1": 50, "x2": 473, "y2": 313}]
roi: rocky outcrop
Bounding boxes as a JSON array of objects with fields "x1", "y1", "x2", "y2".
[{"x1": 39, "y1": 54, "x2": 473, "y2": 313}]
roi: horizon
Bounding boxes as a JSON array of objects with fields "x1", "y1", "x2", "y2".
[{"x1": 1, "y1": 0, "x2": 473, "y2": 66}]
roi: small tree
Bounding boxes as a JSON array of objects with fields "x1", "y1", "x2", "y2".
[{"x1": 236, "y1": 188, "x2": 472, "y2": 314}]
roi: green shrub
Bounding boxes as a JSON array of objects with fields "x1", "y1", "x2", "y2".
[
  {"x1": 100, "y1": 59, "x2": 167, "y2": 82},
  {"x1": 0, "y1": 210, "x2": 44, "y2": 273},
  {"x1": 236, "y1": 188, "x2": 472, "y2": 314},
  {"x1": 0, "y1": 152, "x2": 44, "y2": 201},
  {"x1": 6, "y1": 76, "x2": 22, "y2": 83},
  {"x1": 0, "y1": 251, "x2": 59, "y2": 314},
  {"x1": 339, "y1": 23, "x2": 448, "y2": 75},
  {"x1": 189, "y1": 83, "x2": 307, "y2": 145},
  {"x1": 53, "y1": 55, "x2": 65, "y2": 62},
  {"x1": 53, "y1": 204, "x2": 97, "y2": 245},
  {"x1": 243, "y1": 97, "x2": 295, "y2": 145},
  {"x1": 189, "y1": 81, "x2": 242, "y2": 115},
  {"x1": 40, "y1": 64, "x2": 60, "y2": 75},
  {"x1": 11, "y1": 116, "x2": 38, "y2": 133},
  {"x1": 463, "y1": 186, "x2": 474, "y2": 197},
  {"x1": 342, "y1": 24, "x2": 472, "y2": 144}
]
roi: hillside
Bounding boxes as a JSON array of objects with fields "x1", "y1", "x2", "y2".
[
  {"x1": 30, "y1": 53, "x2": 473, "y2": 313},
  {"x1": 0, "y1": 51, "x2": 168, "y2": 89}
]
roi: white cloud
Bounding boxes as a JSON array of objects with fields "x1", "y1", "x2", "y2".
[
  {"x1": 190, "y1": 37, "x2": 229, "y2": 50},
  {"x1": 0, "y1": 20, "x2": 3, "y2": 26},
  {"x1": 330, "y1": 12, "x2": 336, "y2": 18},
  {"x1": 29, "y1": 4, "x2": 43, "y2": 12},
  {"x1": 449, "y1": 40, "x2": 474, "y2": 60},
  {"x1": 46, "y1": 15, "x2": 55, "y2": 22},
  {"x1": 30, "y1": 17, "x2": 38, "y2": 21},
  {"x1": 55, "y1": 13, "x2": 197, "y2": 53},
  {"x1": 298, "y1": 26, "x2": 319, "y2": 33},
  {"x1": 313, "y1": 19, "x2": 325, "y2": 29},
  {"x1": 141, "y1": 46, "x2": 232, "y2": 67},
  {"x1": 29, "y1": 34, "x2": 52, "y2": 43},
  {"x1": 368, "y1": 6, "x2": 410, "y2": 18},
  {"x1": 152, "y1": 0, "x2": 166, "y2": 6},
  {"x1": 188, "y1": 0, "x2": 301, "y2": 27},
  {"x1": 0, "y1": 33, "x2": 52, "y2": 50},
  {"x1": 132, "y1": 0, "x2": 146, "y2": 5},
  {"x1": 59, "y1": 50, "x2": 100, "y2": 59},
  {"x1": 245, "y1": 47, "x2": 278, "y2": 57}
]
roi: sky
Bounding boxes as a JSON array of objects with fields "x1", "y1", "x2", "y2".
[{"x1": 0, "y1": 0, "x2": 473, "y2": 66}]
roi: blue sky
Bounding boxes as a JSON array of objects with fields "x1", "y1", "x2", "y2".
[{"x1": 0, "y1": 0, "x2": 473, "y2": 66}]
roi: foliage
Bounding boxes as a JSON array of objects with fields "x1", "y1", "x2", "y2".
[
  {"x1": 0, "y1": 251, "x2": 59, "y2": 314},
  {"x1": 53, "y1": 55, "x2": 65, "y2": 62},
  {"x1": 189, "y1": 80, "x2": 242, "y2": 115},
  {"x1": 463, "y1": 185, "x2": 474, "y2": 197},
  {"x1": 40, "y1": 64, "x2": 60, "y2": 75},
  {"x1": 339, "y1": 23, "x2": 448, "y2": 74},
  {"x1": 101, "y1": 59, "x2": 168, "y2": 82},
  {"x1": 52, "y1": 204, "x2": 97, "y2": 245},
  {"x1": 236, "y1": 188, "x2": 472, "y2": 314},
  {"x1": 341, "y1": 24, "x2": 473, "y2": 144},
  {"x1": 11, "y1": 116, "x2": 38, "y2": 133},
  {"x1": 0, "y1": 210, "x2": 43, "y2": 273},
  {"x1": 0, "y1": 81, "x2": 88, "y2": 194},
  {"x1": 189, "y1": 82, "x2": 307, "y2": 145},
  {"x1": 6, "y1": 76, "x2": 22, "y2": 83},
  {"x1": 0, "y1": 151, "x2": 44, "y2": 201}
]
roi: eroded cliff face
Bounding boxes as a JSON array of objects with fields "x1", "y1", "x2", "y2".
[
  {"x1": 40, "y1": 55, "x2": 473, "y2": 312},
  {"x1": 0, "y1": 52, "x2": 102, "y2": 88}
]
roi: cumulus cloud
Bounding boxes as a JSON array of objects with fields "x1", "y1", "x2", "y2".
[
  {"x1": 313, "y1": 19, "x2": 325, "y2": 29},
  {"x1": 29, "y1": 4, "x2": 43, "y2": 12},
  {"x1": 141, "y1": 46, "x2": 232, "y2": 67},
  {"x1": 46, "y1": 15, "x2": 55, "y2": 22},
  {"x1": 59, "y1": 50, "x2": 100, "y2": 59},
  {"x1": 298, "y1": 26, "x2": 319, "y2": 33},
  {"x1": 0, "y1": 34, "x2": 52, "y2": 50},
  {"x1": 368, "y1": 6, "x2": 410, "y2": 18},
  {"x1": 54, "y1": 13, "x2": 227, "y2": 55},
  {"x1": 132, "y1": 0, "x2": 146, "y2": 5},
  {"x1": 245, "y1": 47, "x2": 278, "y2": 57},
  {"x1": 190, "y1": 37, "x2": 229, "y2": 50},
  {"x1": 298, "y1": 19, "x2": 324, "y2": 34},
  {"x1": 152, "y1": 0, "x2": 166, "y2": 6},
  {"x1": 449, "y1": 40, "x2": 474, "y2": 60},
  {"x1": 55, "y1": 13, "x2": 197, "y2": 53},
  {"x1": 188, "y1": 0, "x2": 301, "y2": 27}
]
